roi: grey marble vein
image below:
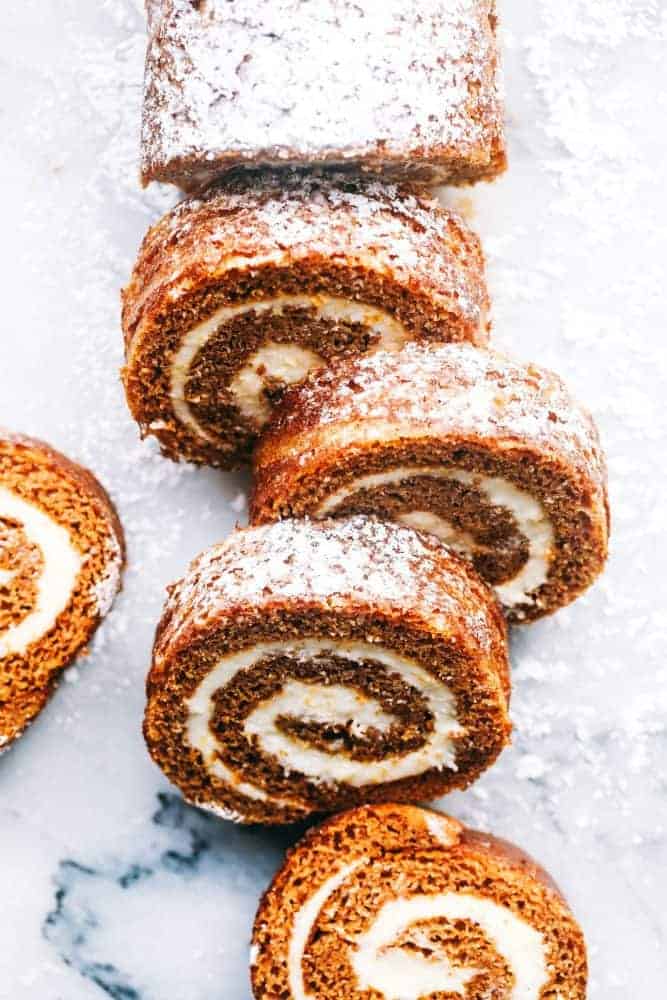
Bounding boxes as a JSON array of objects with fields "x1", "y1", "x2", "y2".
[{"x1": 1, "y1": 1, "x2": 667, "y2": 998}]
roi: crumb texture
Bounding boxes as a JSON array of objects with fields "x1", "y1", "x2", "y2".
[
  {"x1": 144, "y1": 516, "x2": 510, "y2": 824},
  {"x1": 251, "y1": 803, "x2": 588, "y2": 999},
  {"x1": 142, "y1": 0, "x2": 506, "y2": 188},
  {"x1": 252, "y1": 344, "x2": 609, "y2": 622},
  {"x1": 122, "y1": 173, "x2": 489, "y2": 467},
  {"x1": 0, "y1": 431, "x2": 124, "y2": 750}
]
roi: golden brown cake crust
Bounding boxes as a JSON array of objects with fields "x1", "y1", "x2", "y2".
[
  {"x1": 251, "y1": 344, "x2": 610, "y2": 623},
  {"x1": 251, "y1": 803, "x2": 588, "y2": 1000},
  {"x1": 1, "y1": 431, "x2": 125, "y2": 549},
  {"x1": 0, "y1": 430, "x2": 125, "y2": 750},
  {"x1": 141, "y1": 1, "x2": 506, "y2": 191},
  {"x1": 121, "y1": 172, "x2": 489, "y2": 468},
  {"x1": 144, "y1": 516, "x2": 510, "y2": 824}
]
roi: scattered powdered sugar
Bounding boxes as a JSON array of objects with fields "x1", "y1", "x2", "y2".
[
  {"x1": 1, "y1": 0, "x2": 245, "y2": 695},
  {"x1": 142, "y1": 0, "x2": 503, "y2": 182},
  {"x1": 156, "y1": 516, "x2": 499, "y2": 660},
  {"x1": 274, "y1": 342, "x2": 606, "y2": 489},
  {"x1": 92, "y1": 532, "x2": 125, "y2": 618},
  {"x1": 127, "y1": 172, "x2": 488, "y2": 337},
  {"x1": 229, "y1": 492, "x2": 246, "y2": 514},
  {"x1": 515, "y1": 753, "x2": 548, "y2": 782},
  {"x1": 2, "y1": 5, "x2": 666, "y2": 998}
]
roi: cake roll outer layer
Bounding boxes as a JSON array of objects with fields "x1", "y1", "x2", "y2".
[
  {"x1": 122, "y1": 173, "x2": 489, "y2": 467},
  {"x1": 252, "y1": 344, "x2": 610, "y2": 623},
  {"x1": 141, "y1": 0, "x2": 506, "y2": 190},
  {"x1": 251, "y1": 803, "x2": 587, "y2": 1000},
  {"x1": 144, "y1": 516, "x2": 510, "y2": 824},
  {"x1": 0, "y1": 431, "x2": 124, "y2": 749}
]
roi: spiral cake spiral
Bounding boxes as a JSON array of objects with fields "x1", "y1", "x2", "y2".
[
  {"x1": 252, "y1": 344, "x2": 609, "y2": 622},
  {"x1": 144, "y1": 516, "x2": 510, "y2": 824},
  {"x1": 0, "y1": 431, "x2": 124, "y2": 749},
  {"x1": 251, "y1": 803, "x2": 588, "y2": 1000},
  {"x1": 122, "y1": 173, "x2": 489, "y2": 467}
]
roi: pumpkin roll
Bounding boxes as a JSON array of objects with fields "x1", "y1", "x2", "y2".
[
  {"x1": 144, "y1": 516, "x2": 510, "y2": 825},
  {"x1": 251, "y1": 803, "x2": 587, "y2": 1000},
  {"x1": 141, "y1": 0, "x2": 506, "y2": 191},
  {"x1": 121, "y1": 172, "x2": 489, "y2": 468},
  {"x1": 0, "y1": 431, "x2": 124, "y2": 750},
  {"x1": 252, "y1": 344, "x2": 609, "y2": 623}
]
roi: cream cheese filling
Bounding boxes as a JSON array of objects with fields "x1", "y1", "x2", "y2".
[
  {"x1": 228, "y1": 342, "x2": 324, "y2": 424},
  {"x1": 317, "y1": 466, "x2": 555, "y2": 609},
  {"x1": 423, "y1": 812, "x2": 460, "y2": 848},
  {"x1": 185, "y1": 639, "x2": 463, "y2": 809},
  {"x1": 0, "y1": 487, "x2": 82, "y2": 657},
  {"x1": 169, "y1": 295, "x2": 410, "y2": 438},
  {"x1": 351, "y1": 893, "x2": 549, "y2": 1000},
  {"x1": 288, "y1": 867, "x2": 549, "y2": 1000},
  {"x1": 289, "y1": 860, "x2": 364, "y2": 1000}
]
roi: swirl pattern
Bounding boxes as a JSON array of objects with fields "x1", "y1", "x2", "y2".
[
  {"x1": 122, "y1": 173, "x2": 489, "y2": 467},
  {"x1": 251, "y1": 804, "x2": 588, "y2": 1000},
  {"x1": 0, "y1": 486, "x2": 81, "y2": 658},
  {"x1": 252, "y1": 343, "x2": 609, "y2": 622},
  {"x1": 317, "y1": 466, "x2": 554, "y2": 611},
  {"x1": 144, "y1": 516, "x2": 510, "y2": 824},
  {"x1": 292, "y1": 872, "x2": 548, "y2": 1000},
  {"x1": 169, "y1": 295, "x2": 410, "y2": 440},
  {"x1": 185, "y1": 640, "x2": 464, "y2": 812},
  {"x1": 0, "y1": 432, "x2": 124, "y2": 749}
]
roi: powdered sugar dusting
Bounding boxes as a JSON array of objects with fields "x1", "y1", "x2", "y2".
[
  {"x1": 1, "y1": 4, "x2": 666, "y2": 997},
  {"x1": 125, "y1": 172, "x2": 489, "y2": 344},
  {"x1": 156, "y1": 516, "x2": 501, "y2": 661},
  {"x1": 92, "y1": 531, "x2": 124, "y2": 618},
  {"x1": 141, "y1": 0, "x2": 504, "y2": 185},
  {"x1": 272, "y1": 343, "x2": 606, "y2": 490}
]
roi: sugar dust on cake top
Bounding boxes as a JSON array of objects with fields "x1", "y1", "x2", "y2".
[{"x1": 142, "y1": 0, "x2": 506, "y2": 190}]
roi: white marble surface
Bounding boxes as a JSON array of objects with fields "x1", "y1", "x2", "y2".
[{"x1": 1, "y1": 1, "x2": 666, "y2": 997}]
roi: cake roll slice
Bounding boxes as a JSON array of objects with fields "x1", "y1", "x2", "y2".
[
  {"x1": 251, "y1": 803, "x2": 587, "y2": 999},
  {"x1": 252, "y1": 344, "x2": 610, "y2": 623},
  {"x1": 144, "y1": 516, "x2": 510, "y2": 825},
  {"x1": 0, "y1": 432, "x2": 124, "y2": 750},
  {"x1": 122, "y1": 173, "x2": 489, "y2": 467},
  {"x1": 141, "y1": 1, "x2": 506, "y2": 191}
]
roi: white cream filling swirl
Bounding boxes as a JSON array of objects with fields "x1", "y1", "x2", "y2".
[
  {"x1": 0, "y1": 487, "x2": 82, "y2": 657},
  {"x1": 185, "y1": 639, "x2": 463, "y2": 810},
  {"x1": 317, "y1": 466, "x2": 555, "y2": 610},
  {"x1": 289, "y1": 864, "x2": 549, "y2": 1000},
  {"x1": 351, "y1": 892, "x2": 549, "y2": 1000},
  {"x1": 169, "y1": 295, "x2": 410, "y2": 437}
]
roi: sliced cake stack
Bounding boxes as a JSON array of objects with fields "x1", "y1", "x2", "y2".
[{"x1": 122, "y1": 3, "x2": 604, "y2": 996}]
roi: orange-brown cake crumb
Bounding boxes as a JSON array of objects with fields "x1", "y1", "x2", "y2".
[
  {"x1": 0, "y1": 430, "x2": 124, "y2": 750},
  {"x1": 251, "y1": 803, "x2": 588, "y2": 999},
  {"x1": 122, "y1": 172, "x2": 489, "y2": 467},
  {"x1": 144, "y1": 516, "x2": 510, "y2": 824},
  {"x1": 252, "y1": 344, "x2": 610, "y2": 623}
]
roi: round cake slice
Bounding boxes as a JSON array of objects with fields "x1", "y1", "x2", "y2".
[
  {"x1": 252, "y1": 344, "x2": 610, "y2": 623},
  {"x1": 0, "y1": 431, "x2": 124, "y2": 750},
  {"x1": 122, "y1": 172, "x2": 489, "y2": 467},
  {"x1": 144, "y1": 516, "x2": 510, "y2": 825},
  {"x1": 251, "y1": 803, "x2": 588, "y2": 1000}
]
